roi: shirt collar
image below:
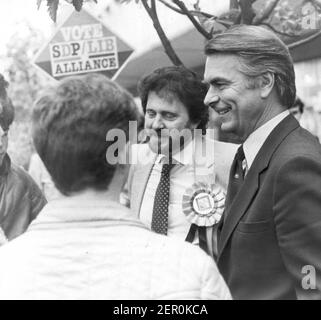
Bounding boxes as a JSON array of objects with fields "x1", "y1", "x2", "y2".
[
  {"x1": 155, "y1": 138, "x2": 194, "y2": 166},
  {"x1": 29, "y1": 189, "x2": 148, "y2": 228},
  {"x1": 243, "y1": 110, "x2": 290, "y2": 170}
]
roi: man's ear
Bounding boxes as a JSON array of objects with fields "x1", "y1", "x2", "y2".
[{"x1": 259, "y1": 72, "x2": 275, "y2": 99}]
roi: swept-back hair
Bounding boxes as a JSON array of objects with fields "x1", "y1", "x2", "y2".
[{"x1": 205, "y1": 25, "x2": 296, "y2": 108}]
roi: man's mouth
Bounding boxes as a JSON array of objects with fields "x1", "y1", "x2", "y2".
[{"x1": 216, "y1": 106, "x2": 232, "y2": 115}]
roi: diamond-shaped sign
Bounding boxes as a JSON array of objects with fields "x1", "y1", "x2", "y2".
[{"x1": 34, "y1": 9, "x2": 134, "y2": 80}]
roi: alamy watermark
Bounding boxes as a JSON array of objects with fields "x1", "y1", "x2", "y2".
[
  {"x1": 302, "y1": 265, "x2": 317, "y2": 290},
  {"x1": 105, "y1": 121, "x2": 216, "y2": 166}
]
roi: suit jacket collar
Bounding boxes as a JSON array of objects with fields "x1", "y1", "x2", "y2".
[
  {"x1": 0, "y1": 154, "x2": 10, "y2": 177},
  {"x1": 133, "y1": 160, "x2": 154, "y2": 218},
  {"x1": 29, "y1": 193, "x2": 149, "y2": 231},
  {"x1": 217, "y1": 114, "x2": 299, "y2": 259}
]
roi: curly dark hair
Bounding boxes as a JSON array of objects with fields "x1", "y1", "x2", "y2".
[
  {"x1": 138, "y1": 66, "x2": 209, "y2": 133},
  {"x1": 0, "y1": 74, "x2": 14, "y2": 131}
]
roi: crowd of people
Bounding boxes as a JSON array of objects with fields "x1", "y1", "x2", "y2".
[{"x1": 0, "y1": 25, "x2": 320, "y2": 300}]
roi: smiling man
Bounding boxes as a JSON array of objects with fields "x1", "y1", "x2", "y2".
[
  {"x1": 126, "y1": 66, "x2": 237, "y2": 257},
  {"x1": 203, "y1": 25, "x2": 321, "y2": 299},
  {"x1": 144, "y1": 90, "x2": 197, "y2": 157}
]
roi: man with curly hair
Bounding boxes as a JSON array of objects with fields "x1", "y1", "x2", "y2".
[
  {"x1": 0, "y1": 73, "x2": 231, "y2": 299},
  {"x1": 125, "y1": 66, "x2": 237, "y2": 258}
]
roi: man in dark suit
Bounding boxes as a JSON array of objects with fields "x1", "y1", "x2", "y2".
[{"x1": 203, "y1": 25, "x2": 321, "y2": 299}]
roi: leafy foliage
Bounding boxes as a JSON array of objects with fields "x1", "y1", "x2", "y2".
[
  {"x1": 47, "y1": 0, "x2": 59, "y2": 22},
  {"x1": 3, "y1": 23, "x2": 51, "y2": 168},
  {"x1": 72, "y1": 0, "x2": 84, "y2": 11},
  {"x1": 38, "y1": 0, "x2": 321, "y2": 65},
  {"x1": 38, "y1": 0, "x2": 96, "y2": 22}
]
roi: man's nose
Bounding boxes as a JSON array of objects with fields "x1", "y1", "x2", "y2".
[
  {"x1": 204, "y1": 89, "x2": 220, "y2": 109},
  {"x1": 151, "y1": 114, "x2": 165, "y2": 130}
]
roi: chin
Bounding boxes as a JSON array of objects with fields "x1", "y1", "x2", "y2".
[
  {"x1": 219, "y1": 125, "x2": 243, "y2": 144},
  {"x1": 147, "y1": 141, "x2": 164, "y2": 154}
]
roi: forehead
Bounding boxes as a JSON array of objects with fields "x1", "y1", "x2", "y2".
[
  {"x1": 204, "y1": 53, "x2": 244, "y2": 82},
  {"x1": 146, "y1": 91, "x2": 187, "y2": 114}
]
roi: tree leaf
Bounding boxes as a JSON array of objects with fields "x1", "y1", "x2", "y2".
[
  {"x1": 72, "y1": 0, "x2": 83, "y2": 11},
  {"x1": 37, "y1": 0, "x2": 43, "y2": 10},
  {"x1": 47, "y1": 0, "x2": 59, "y2": 22}
]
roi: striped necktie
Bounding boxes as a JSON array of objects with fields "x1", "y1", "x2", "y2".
[{"x1": 225, "y1": 144, "x2": 245, "y2": 210}]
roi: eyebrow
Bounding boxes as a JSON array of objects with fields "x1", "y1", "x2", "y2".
[
  {"x1": 145, "y1": 108, "x2": 177, "y2": 115},
  {"x1": 204, "y1": 77, "x2": 230, "y2": 85},
  {"x1": 161, "y1": 111, "x2": 177, "y2": 116}
]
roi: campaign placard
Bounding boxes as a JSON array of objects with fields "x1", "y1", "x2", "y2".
[{"x1": 34, "y1": 9, "x2": 134, "y2": 80}]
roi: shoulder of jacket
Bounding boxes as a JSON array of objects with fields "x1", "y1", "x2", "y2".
[{"x1": 10, "y1": 163, "x2": 35, "y2": 185}]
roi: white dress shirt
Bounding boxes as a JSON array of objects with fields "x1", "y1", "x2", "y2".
[
  {"x1": 132, "y1": 138, "x2": 237, "y2": 258},
  {"x1": 139, "y1": 140, "x2": 211, "y2": 242},
  {"x1": 243, "y1": 110, "x2": 290, "y2": 173}
]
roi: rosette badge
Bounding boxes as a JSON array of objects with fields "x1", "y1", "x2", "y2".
[{"x1": 182, "y1": 182, "x2": 225, "y2": 226}]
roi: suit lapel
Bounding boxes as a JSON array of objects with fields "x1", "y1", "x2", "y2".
[
  {"x1": 132, "y1": 160, "x2": 155, "y2": 218},
  {"x1": 217, "y1": 115, "x2": 299, "y2": 258}
]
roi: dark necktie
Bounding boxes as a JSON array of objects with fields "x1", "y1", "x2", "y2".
[
  {"x1": 151, "y1": 161, "x2": 174, "y2": 235},
  {"x1": 225, "y1": 145, "x2": 246, "y2": 210}
]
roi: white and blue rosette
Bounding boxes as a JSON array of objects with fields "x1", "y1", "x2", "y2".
[{"x1": 182, "y1": 182, "x2": 225, "y2": 253}]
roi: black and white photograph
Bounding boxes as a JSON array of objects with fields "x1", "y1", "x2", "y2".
[{"x1": 0, "y1": 0, "x2": 320, "y2": 303}]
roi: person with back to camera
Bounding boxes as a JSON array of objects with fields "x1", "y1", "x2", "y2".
[{"x1": 0, "y1": 73, "x2": 231, "y2": 300}]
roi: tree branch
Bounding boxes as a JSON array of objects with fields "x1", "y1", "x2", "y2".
[
  {"x1": 288, "y1": 30, "x2": 321, "y2": 49},
  {"x1": 230, "y1": 0, "x2": 239, "y2": 9},
  {"x1": 158, "y1": 0, "x2": 214, "y2": 18},
  {"x1": 141, "y1": 0, "x2": 184, "y2": 66},
  {"x1": 239, "y1": 0, "x2": 256, "y2": 24},
  {"x1": 310, "y1": 0, "x2": 321, "y2": 10},
  {"x1": 253, "y1": 0, "x2": 280, "y2": 25},
  {"x1": 260, "y1": 22, "x2": 298, "y2": 38},
  {"x1": 171, "y1": 0, "x2": 212, "y2": 39},
  {"x1": 151, "y1": 0, "x2": 156, "y2": 12}
]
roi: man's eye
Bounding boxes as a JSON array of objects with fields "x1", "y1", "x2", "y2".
[
  {"x1": 210, "y1": 81, "x2": 227, "y2": 89},
  {"x1": 215, "y1": 83, "x2": 226, "y2": 88},
  {"x1": 164, "y1": 113, "x2": 176, "y2": 120},
  {"x1": 146, "y1": 110, "x2": 156, "y2": 117}
]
